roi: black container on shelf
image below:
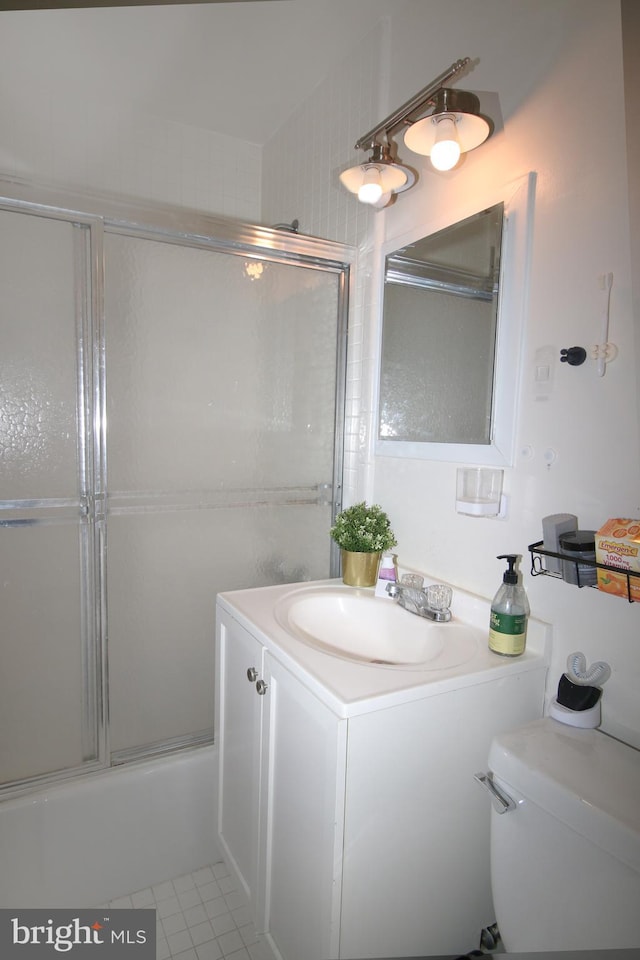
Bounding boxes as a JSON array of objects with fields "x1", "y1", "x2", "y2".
[{"x1": 559, "y1": 530, "x2": 597, "y2": 586}]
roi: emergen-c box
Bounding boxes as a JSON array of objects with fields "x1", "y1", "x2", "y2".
[{"x1": 595, "y1": 518, "x2": 640, "y2": 601}]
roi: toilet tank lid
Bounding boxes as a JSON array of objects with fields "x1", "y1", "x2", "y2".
[{"x1": 489, "y1": 718, "x2": 640, "y2": 873}]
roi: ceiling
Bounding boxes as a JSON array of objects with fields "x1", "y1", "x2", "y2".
[{"x1": 0, "y1": 0, "x2": 394, "y2": 145}]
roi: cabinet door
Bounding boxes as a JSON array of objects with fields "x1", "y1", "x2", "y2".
[
  {"x1": 216, "y1": 612, "x2": 265, "y2": 913},
  {"x1": 260, "y1": 653, "x2": 346, "y2": 960}
]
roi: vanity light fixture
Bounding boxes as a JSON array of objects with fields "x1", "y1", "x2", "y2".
[
  {"x1": 339, "y1": 142, "x2": 416, "y2": 208},
  {"x1": 403, "y1": 88, "x2": 491, "y2": 171},
  {"x1": 339, "y1": 58, "x2": 492, "y2": 208}
]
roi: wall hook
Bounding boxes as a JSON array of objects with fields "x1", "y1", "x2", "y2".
[{"x1": 560, "y1": 346, "x2": 587, "y2": 366}]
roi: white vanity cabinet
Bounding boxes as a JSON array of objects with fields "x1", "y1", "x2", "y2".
[
  {"x1": 216, "y1": 611, "x2": 264, "y2": 919},
  {"x1": 216, "y1": 609, "x2": 346, "y2": 960},
  {"x1": 216, "y1": 583, "x2": 549, "y2": 960}
]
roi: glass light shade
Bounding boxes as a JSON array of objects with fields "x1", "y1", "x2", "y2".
[
  {"x1": 430, "y1": 117, "x2": 461, "y2": 171},
  {"x1": 339, "y1": 159, "x2": 415, "y2": 206},
  {"x1": 404, "y1": 111, "x2": 490, "y2": 162},
  {"x1": 372, "y1": 190, "x2": 392, "y2": 210},
  {"x1": 358, "y1": 167, "x2": 384, "y2": 204}
]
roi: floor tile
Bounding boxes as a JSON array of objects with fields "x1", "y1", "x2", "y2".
[
  {"x1": 108, "y1": 862, "x2": 272, "y2": 960},
  {"x1": 216, "y1": 929, "x2": 244, "y2": 956},
  {"x1": 198, "y1": 880, "x2": 223, "y2": 902},
  {"x1": 205, "y1": 897, "x2": 231, "y2": 920},
  {"x1": 195, "y1": 941, "x2": 223, "y2": 960},
  {"x1": 162, "y1": 913, "x2": 187, "y2": 937},
  {"x1": 189, "y1": 921, "x2": 216, "y2": 947}
]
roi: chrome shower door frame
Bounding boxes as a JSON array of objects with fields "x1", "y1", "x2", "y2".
[{"x1": 0, "y1": 177, "x2": 354, "y2": 796}]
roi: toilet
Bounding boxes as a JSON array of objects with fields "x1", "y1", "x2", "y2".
[{"x1": 483, "y1": 717, "x2": 640, "y2": 952}]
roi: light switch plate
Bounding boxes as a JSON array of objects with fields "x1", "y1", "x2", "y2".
[{"x1": 534, "y1": 345, "x2": 555, "y2": 399}]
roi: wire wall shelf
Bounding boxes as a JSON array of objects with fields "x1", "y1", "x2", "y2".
[{"x1": 528, "y1": 541, "x2": 639, "y2": 604}]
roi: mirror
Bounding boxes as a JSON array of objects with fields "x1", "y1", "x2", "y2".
[
  {"x1": 375, "y1": 172, "x2": 535, "y2": 466},
  {"x1": 380, "y1": 203, "x2": 503, "y2": 446}
]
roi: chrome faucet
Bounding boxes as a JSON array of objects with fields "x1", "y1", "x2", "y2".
[{"x1": 386, "y1": 582, "x2": 452, "y2": 622}]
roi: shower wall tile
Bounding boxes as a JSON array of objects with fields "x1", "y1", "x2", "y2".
[
  {"x1": 261, "y1": 20, "x2": 389, "y2": 508},
  {"x1": 260, "y1": 21, "x2": 386, "y2": 248}
]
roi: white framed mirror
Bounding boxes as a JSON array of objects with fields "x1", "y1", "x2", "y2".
[{"x1": 375, "y1": 172, "x2": 535, "y2": 466}]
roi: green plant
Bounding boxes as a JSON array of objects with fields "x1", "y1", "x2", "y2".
[{"x1": 330, "y1": 501, "x2": 397, "y2": 553}]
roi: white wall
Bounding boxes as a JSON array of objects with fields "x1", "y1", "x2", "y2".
[
  {"x1": 0, "y1": 10, "x2": 261, "y2": 220},
  {"x1": 263, "y1": 0, "x2": 640, "y2": 747}
]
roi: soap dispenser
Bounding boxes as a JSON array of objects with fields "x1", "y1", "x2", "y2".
[
  {"x1": 488, "y1": 554, "x2": 530, "y2": 657},
  {"x1": 375, "y1": 553, "x2": 398, "y2": 598}
]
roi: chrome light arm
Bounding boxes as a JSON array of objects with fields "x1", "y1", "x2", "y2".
[{"x1": 354, "y1": 58, "x2": 470, "y2": 150}]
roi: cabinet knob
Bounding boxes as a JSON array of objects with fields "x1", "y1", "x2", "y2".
[
  {"x1": 256, "y1": 679, "x2": 268, "y2": 696},
  {"x1": 246, "y1": 667, "x2": 258, "y2": 682}
]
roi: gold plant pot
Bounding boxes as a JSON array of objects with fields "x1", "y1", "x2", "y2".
[{"x1": 341, "y1": 550, "x2": 381, "y2": 587}]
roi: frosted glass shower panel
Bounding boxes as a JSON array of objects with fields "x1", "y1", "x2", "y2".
[
  {"x1": 104, "y1": 229, "x2": 343, "y2": 758},
  {"x1": 0, "y1": 205, "x2": 98, "y2": 789},
  {"x1": 0, "y1": 210, "x2": 84, "y2": 501},
  {"x1": 107, "y1": 511, "x2": 217, "y2": 754},
  {"x1": 0, "y1": 523, "x2": 88, "y2": 784},
  {"x1": 104, "y1": 234, "x2": 339, "y2": 492},
  {"x1": 107, "y1": 503, "x2": 332, "y2": 756}
]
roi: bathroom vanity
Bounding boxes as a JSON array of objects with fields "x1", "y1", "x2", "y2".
[{"x1": 215, "y1": 579, "x2": 550, "y2": 960}]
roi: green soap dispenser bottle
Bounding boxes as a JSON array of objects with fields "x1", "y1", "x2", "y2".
[{"x1": 489, "y1": 554, "x2": 530, "y2": 657}]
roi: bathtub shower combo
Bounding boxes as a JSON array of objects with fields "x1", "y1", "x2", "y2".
[{"x1": 0, "y1": 179, "x2": 352, "y2": 905}]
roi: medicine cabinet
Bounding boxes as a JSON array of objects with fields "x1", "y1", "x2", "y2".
[{"x1": 375, "y1": 172, "x2": 535, "y2": 466}]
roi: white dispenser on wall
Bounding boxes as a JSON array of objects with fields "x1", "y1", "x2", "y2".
[{"x1": 456, "y1": 467, "x2": 505, "y2": 517}]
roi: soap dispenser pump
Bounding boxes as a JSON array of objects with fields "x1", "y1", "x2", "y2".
[
  {"x1": 489, "y1": 554, "x2": 530, "y2": 657},
  {"x1": 375, "y1": 553, "x2": 398, "y2": 598}
]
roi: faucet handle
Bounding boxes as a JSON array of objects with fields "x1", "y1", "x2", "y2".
[
  {"x1": 426, "y1": 583, "x2": 452, "y2": 612},
  {"x1": 400, "y1": 573, "x2": 424, "y2": 589}
]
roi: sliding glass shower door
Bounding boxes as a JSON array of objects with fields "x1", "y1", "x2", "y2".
[
  {"x1": 0, "y1": 205, "x2": 103, "y2": 786},
  {"x1": 104, "y1": 229, "x2": 345, "y2": 761},
  {"x1": 0, "y1": 187, "x2": 350, "y2": 790}
]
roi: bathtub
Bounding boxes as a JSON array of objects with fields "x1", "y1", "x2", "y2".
[{"x1": 0, "y1": 745, "x2": 221, "y2": 908}]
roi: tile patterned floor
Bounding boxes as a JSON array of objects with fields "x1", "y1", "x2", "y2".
[{"x1": 108, "y1": 861, "x2": 272, "y2": 960}]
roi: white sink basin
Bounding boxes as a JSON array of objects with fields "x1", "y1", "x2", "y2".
[{"x1": 274, "y1": 585, "x2": 480, "y2": 670}]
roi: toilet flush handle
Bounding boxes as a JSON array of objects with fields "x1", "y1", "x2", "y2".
[{"x1": 474, "y1": 772, "x2": 516, "y2": 814}]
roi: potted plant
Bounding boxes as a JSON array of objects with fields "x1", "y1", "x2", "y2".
[{"x1": 330, "y1": 501, "x2": 397, "y2": 586}]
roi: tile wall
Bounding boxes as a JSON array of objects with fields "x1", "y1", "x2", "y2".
[{"x1": 261, "y1": 19, "x2": 390, "y2": 505}]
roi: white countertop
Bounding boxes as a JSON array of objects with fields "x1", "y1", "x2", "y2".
[{"x1": 217, "y1": 578, "x2": 551, "y2": 718}]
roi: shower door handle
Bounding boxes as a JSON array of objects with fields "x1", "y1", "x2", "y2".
[{"x1": 474, "y1": 771, "x2": 516, "y2": 814}]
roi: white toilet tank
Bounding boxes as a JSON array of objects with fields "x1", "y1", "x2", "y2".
[{"x1": 487, "y1": 717, "x2": 640, "y2": 952}]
